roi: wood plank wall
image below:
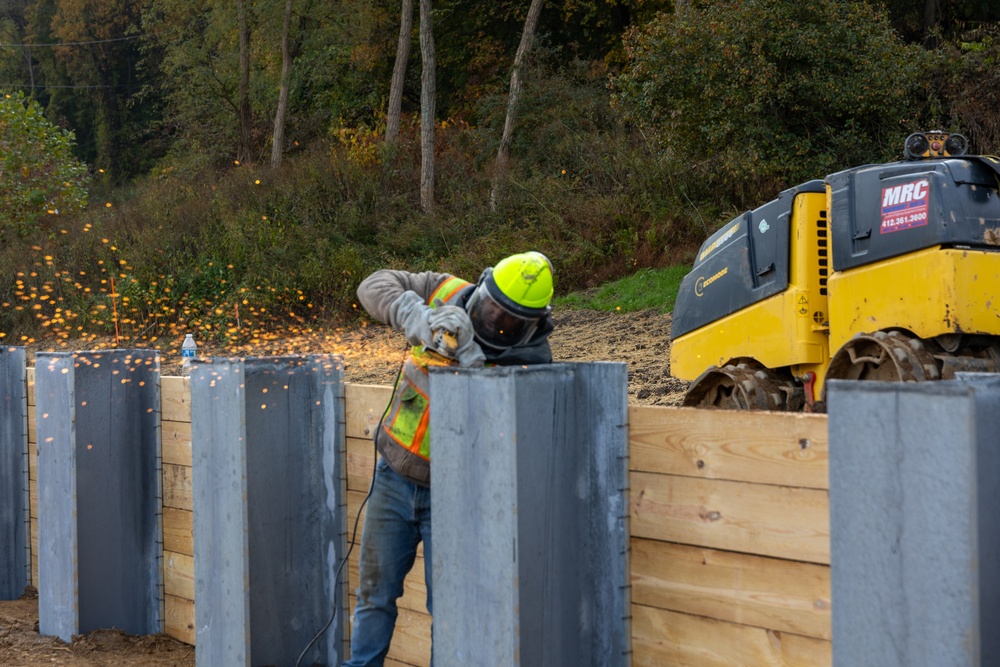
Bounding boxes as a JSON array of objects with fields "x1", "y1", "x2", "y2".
[
  {"x1": 23, "y1": 373, "x2": 832, "y2": 666},
  {"x1": 629, "y1": 406, "x2": 832, "y2": 666},
  {"x1": 160, "y1": 376, "x2": 195, "y2": 644}
]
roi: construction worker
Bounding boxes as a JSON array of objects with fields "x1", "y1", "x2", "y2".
[{"x1": 344, "y1": 251, "x2": 555, "y2": 666}]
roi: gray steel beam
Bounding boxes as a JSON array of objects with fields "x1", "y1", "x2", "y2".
[
  {"x1": 954, "y1": 372, "x2": 1000, "y2": 666},
  {"x1": 0, "y1": 346, "x2": 28, "y2": 600},
  {"x1": 191, "y1": 355, "x2": 348, "y2": 667},
  {"x1": 35, "y1": 350, "x2": 162, "y2": 642},
  {"x1": 191, "y1": 358, "x2": 248, "y2": 667},
  {"x1": 430, "y1": 362, "x2": 631, "y2": 667},
  {"x1": 828, "y1": 377, "x2": 1000, "y2": 667}
]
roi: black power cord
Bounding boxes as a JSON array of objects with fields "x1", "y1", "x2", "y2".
[
  {"x1": 295, "y1": 350, "x2": 404, "y2": 667},
  {"x1": 293, "y1": 446, "x2": 377, "y2": 667}
]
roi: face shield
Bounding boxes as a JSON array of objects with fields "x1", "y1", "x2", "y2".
[{"x1": 466, "y1": 281, "x2": 541, "y2": 350}]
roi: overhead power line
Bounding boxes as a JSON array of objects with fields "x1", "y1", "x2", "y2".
[
  {"x1": 0, "y1": 33, "x2": 155, "y2": 48},
  {"x1": 0, "y1": 83, "x2": 137, "y2": 89}
]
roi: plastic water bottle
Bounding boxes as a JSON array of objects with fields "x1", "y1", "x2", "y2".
[{"x1": 181, "y1": 334, "x2": 197, "y2": 376}]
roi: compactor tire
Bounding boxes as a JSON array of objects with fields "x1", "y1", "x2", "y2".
[
  {"x1": 826, "y1": 330, "x2": 940, "y2": 384},
  {"x1": 683, "y1": 361, "x2": 803, "y2": 411}
]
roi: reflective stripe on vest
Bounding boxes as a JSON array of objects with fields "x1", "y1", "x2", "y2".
[
  {"x1": 428, "y1": 275, "x2": 471, "y2": 305},
  {"x1": 381, "y1": 276, "x2": 472, "y2": 461}
]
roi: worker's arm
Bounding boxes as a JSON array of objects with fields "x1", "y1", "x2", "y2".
[{"x1": 357, "y1": 269, "x2": 451, "y2": 331}]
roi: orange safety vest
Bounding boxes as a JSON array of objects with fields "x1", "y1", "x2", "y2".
[{"x1": 380, "y1": 277, "x2": 472, "y2": 478}]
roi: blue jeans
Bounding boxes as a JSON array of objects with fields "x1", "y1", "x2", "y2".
[{"x1": 344, "y1": 457, "x2": 432, "y2": 667}]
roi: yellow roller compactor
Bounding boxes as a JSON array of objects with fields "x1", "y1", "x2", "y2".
[{"x1": 670, "y1": 131, "x2": 1000, "y2": 411}]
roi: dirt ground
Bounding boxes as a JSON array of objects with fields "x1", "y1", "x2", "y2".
[
  {"x1": 0, "y1": 590, "x2": 195, "y2": 667},
  {"x1": 314, "y1": 307, "x2": 688, "y2": 406},
  {"x1": 0, "y1": 308, "x2": 686, "y2": 665}
]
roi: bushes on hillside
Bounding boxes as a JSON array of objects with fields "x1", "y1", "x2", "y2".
[
  {"x1": 613, "y1": 0, "x2": 926, "y2": 207},
  {"x1": 0, "y1": 72, "x2": 704, "y2": 345},
  {"x1": 0, "y1": 91, "x2": 89, "y2": 238},
  {"x1": 925, "y1": 24, "x2": 1000, "y2": 154}
]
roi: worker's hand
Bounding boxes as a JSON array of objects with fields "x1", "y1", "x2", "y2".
[
  {"x1": 454, "y1": 339, "x2": 486, "y2": 368},
  {"x1": 389, "y1": 291, "x2": 434, "y2": 347},
  {"x1": 429, "y1": 299, "x2": 485, "y2": 367},
  {"x1": 428, "y1": 299, "x2": 473, "y2": 343}
]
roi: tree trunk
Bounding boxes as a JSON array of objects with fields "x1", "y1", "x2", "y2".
[
  {"x1": 271, "y1": 0, "x2": 294, "y2": 168},
  {"x1": 489, "y1": 0, "x2": 543, "y2": 210},
  {"x1": 923, "y1": 0, "x2": 938, "y2": 30},
  {"x1": 237, "y1": 0, "x2": 253, "y2": 164},
  {"x1": 386, "y1": 0, "x2": 415, "y2": 146},
  {"x1": 23, "y1": 47, "x2": 35, "y2": 90},
  {"x1": 419, "y1": 0, "x2": 435, "y2": 213}
]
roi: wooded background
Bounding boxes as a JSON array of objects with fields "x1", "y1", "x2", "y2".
[{"x1": 1, "y1": 0, "x2": 999, "y2": 347}]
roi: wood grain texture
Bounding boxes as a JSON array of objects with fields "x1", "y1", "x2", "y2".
[
  {"x1": 386, "y1": 659, "x2": 424, "y2": 667},
  {"x1": 631, "y1": 472, "x2": 830, "y2": 564},
  {"x1": 631, "y1": 538, "x2": 831, "y2": 640},
  {"x1": 161, "y1": 420, "x2": 192, "y2": 467},
  {"x1": 347, "y1": 436, "x2": 377, "y2": 492},
  {"x1": 27, "y1": 405, "x2": 35, "y2": 445},
  {"x1": 632, "y1": 604, "x2": 831, "y2": 667},
  {"x1": 164, "y1": 551, "x2": 194, "y2": 600},
  {"x1": 162, "y1": 507, "x2": 193, "y2": 556},
  {"x1": 161, "y1": 376, "x2": 191, "y2": 422},
  {"x1": 630, "y1": 405, "x2": 828, "y2": 489},
  {"x1": 345, "y1": 384, "x2": 392, "y2": 439},
  {"x1": 29, "y1": 518, "x2": 37, "y2": 587},
  {"x1": 162, "y1": 463, "x2": 193, "y2": 511},
  {"x1": 164, "y1": 593, "x2": 196, "y2": 645}
]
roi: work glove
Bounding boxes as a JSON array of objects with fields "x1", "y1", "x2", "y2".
[
  {"x1": 388, "y1": 290, "x2": 434, "y2": 347},
  {"x1": 454, "y1": 338, "x2": 486, "y2": 368},
  {"x1": 428, "y1": 299, "x2": 486, "y2": 368}
]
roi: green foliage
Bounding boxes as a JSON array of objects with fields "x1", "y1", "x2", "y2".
[
  {"x1": 475, "y1": 57, "x2": 620, "y2": 181},
  {"x1": 0, "y1": 96, "x2": 705, "y2": 343},
  {"x1": 955, "y1": 25, "x2": 1000, "y2": 152},
  {"x1": 918, "y1": 23, "x2": 1000, "y2": 153},
  {"x1": 2, "y1": 0, "x2": 1000, "y2": 349},
  {"x1": 614, "y1": 0, "x2": 926, "y2": 206},
  {"x1": 12, "y1": 0, "x2": 161, "y2": 180},
  {"x1": 555, "y1": 266, "x2": 689, "y2": 313},
  {"x1": 0, "y1": 90, "x2": 89, "y2": 236}
]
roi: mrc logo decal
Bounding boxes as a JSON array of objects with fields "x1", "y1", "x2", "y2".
[{"x1": 880, "y1": 179, "x2": 930, "y2": 234}]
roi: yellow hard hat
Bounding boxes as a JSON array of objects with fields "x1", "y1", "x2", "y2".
[
  {"x1": 488, "y1": 251, "x2": 554, "y2": 313},
  {"x1": 466, "y1": 251, "x2": 554, "y2": 349}
]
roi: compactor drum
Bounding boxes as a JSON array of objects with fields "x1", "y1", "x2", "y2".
[{"x1": 670, "y1": 132, "x2": 1000, "y2": 410}]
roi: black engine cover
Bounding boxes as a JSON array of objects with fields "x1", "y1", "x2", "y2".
[
  {"x1": 671, "y1": 180, "x2": 825, "y2": 339},
  {"x1": 827, "y1": 157, "x2": 1000, "y2": 271}
]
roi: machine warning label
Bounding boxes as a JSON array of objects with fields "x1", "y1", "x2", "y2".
[{"x1": 880, "y1": 179, "x2": 929, "y2": 234}]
